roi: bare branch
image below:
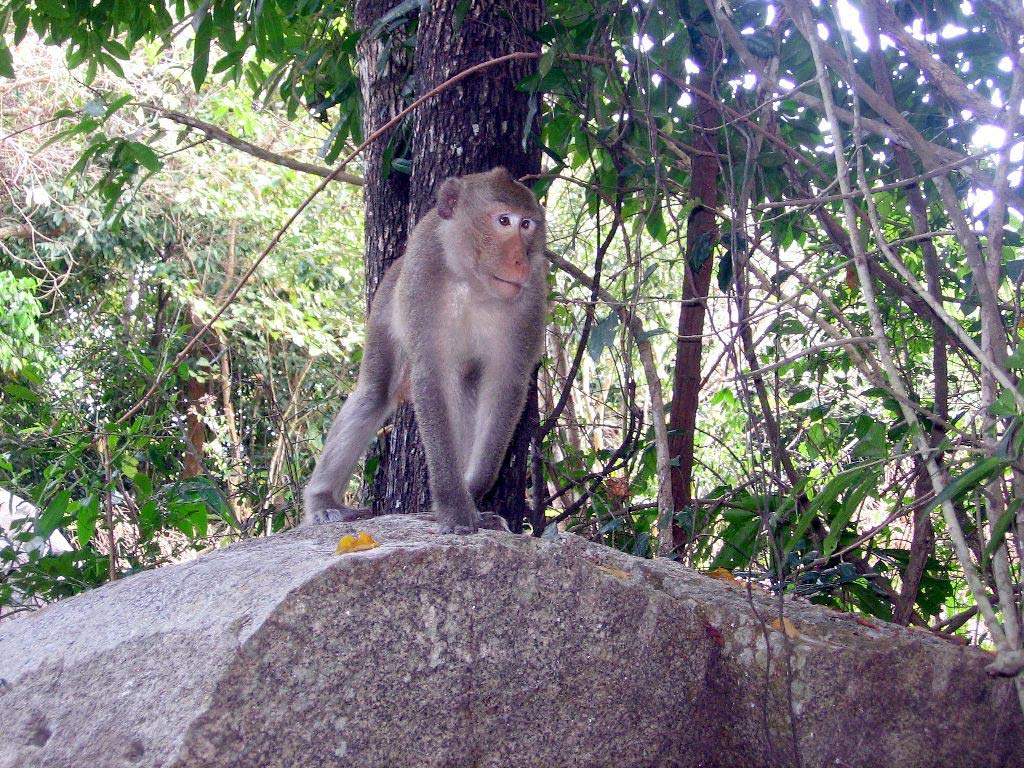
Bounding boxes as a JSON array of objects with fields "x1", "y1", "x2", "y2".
[
  {"x1": 870, "y1": 0, "x2": 1002, "y2": 124},
  {"x1": 137, "y1": 104, "x2": 365, "y2": 187}
]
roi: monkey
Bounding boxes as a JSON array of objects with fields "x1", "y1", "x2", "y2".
[{"x1": 303, "y1": 167, "x2": 547, "y2": 534}]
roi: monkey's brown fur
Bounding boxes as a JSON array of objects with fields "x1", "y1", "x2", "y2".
[{"x1": 304, "y1": 167, "x2": 547, "y2": 533}]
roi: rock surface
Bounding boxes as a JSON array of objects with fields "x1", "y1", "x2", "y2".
[{"x1": 0, "y1": 514, "x2": 1021, "y2": 768}]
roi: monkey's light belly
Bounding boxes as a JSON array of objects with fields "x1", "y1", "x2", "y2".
[{"x1": 0, "y1": 514, "x2": 1019, "y2": 768}]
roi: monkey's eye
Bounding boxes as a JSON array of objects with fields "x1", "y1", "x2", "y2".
[
  {"x1": 520, "y1": 219, "x2": 532, "y2": 230},
  {"x1": 498, "y1": 215, "x2": 512, "y2": 227}
]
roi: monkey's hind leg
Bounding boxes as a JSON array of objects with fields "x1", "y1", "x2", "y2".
[
  {"x1": 303, "y1": 384, "x2": 393, "y2": 525},
  {"x1": 419, "y1": 510, "x2": 510, "y2": 534},
  {"x1": 307, "y1": 505, "x2": 375, "y2": 524},
  {"x1": 477, "y1": 511, "x2": 511, "y2": 532}
]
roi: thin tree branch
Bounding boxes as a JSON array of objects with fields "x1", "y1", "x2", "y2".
[
  {"x1": 137, "y1": 103, "x2": 365, "y2": 186},
  {"x1": 870, "y1": 0, "x2": 1002, "y2": 124},
  {"x1": 752, "y1": 150, "x2": 998, "y2": 211},
  {"x1": 800, "y1": 0, "x2": 1010, "y2": 659}
]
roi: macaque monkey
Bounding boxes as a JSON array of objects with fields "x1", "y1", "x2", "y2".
[{"x1": 303, "y1": 167, "x2": 547, "y2": 533}]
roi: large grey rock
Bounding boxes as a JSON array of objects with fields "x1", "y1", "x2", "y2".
[{"x1": 0, "y1": 514, "x2": 1020, "y2": 768}]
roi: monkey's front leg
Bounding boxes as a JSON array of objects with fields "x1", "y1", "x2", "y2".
[
  {"x1": 409, "y1": 355, "x2": 481, "y2": 534},
  {"x1": 464, "y1": 367, "x2": 531, "y2": 528}
]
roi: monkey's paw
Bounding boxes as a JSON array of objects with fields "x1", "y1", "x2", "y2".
[
  {"x1": 434, "y1": 521, "x2": 479, "y2": 535},
  {"x1": 478, "y1": 511, "x2": 511, "y2": 533},
  {"x1": 308, "y1": 506, "x2": 373, "y2": 524},
  {"x1": 433, "y1": 511, "x2": 509, "y2": 534}
]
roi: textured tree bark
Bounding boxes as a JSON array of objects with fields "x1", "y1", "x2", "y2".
[
  {"x1": 358, "y1": 0, "x2": 543, "y2": 527},
  {"x1": 355, "y1": 0, "x2": 415, "y2": 511},
  {"x1": 667, "y1": 34, "x2": 721, "y2": 549},
  {"x1": 354, "y1": 0, "x2": 413, "y2": 303},
  {"x1": 182, "y1": 376, "x2": 207, "y2": 479},
  {"x1": 182, "y1": 305, "x2": 217, "y2": 479}
]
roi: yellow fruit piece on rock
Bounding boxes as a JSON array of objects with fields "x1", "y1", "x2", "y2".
[{"x1": 336, "y1": 531, "x2": 380, "y2": 554}]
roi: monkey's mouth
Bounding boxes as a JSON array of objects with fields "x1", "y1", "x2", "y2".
[{"x1": 491, "y1": 274, "x2": 524, "y2": 295}]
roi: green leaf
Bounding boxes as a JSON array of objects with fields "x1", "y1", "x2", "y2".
[
  {"x1": 716, "y1": 251, "x2": 733, "y2": 291},
  {"x1": 1006, "y1": 346, "x2": 1024, "y2": 370},
  {"x1": 0, "y1": 37, "x2": 14, "y2": 79},
  {"x1": 983, "y1": 500, "x2": 1020, "y2": 565},
  {"x1": 645, "y1": 208, "x2": 667, "y2": 244},
  {"x1": 128, "y1": 142, "x2": 162, "y2": 173},
  {"x1": 189, "y1": 508, "x2": 209, "y2": 538},
  {"x1": 637, "y1": 327, "x2": 668, "y2": 342},
  {"x1": 133, "y1": 472, "x2": 153, "y2": 501},
  {"x1": 785, "y1": 470, "x2": 864, "y2": 554},
  {"x1": 97, "y1": 51, "x2": 126, "y2": 78},
  {"x1": 861, "y1": 387, "x2": 891, "y2": 399},
  {"x1": 711, "y1": 518, "x2": 760, "y2": 570},
  {"x1": 192, "y1": 13, "x2": 214, "y2": 91},
  {"x1": 36, "y1": 491, "x2": 71, "y2": 540},
  {"x1": 4, "y1": 383, "x2": 38, "y2": 403},
  {"x1": 852, "y1": 421, "x2": 887, "y2": 460},
  {"x1": 76, "y1": 495, "x2": 100, "y2": 548},
  {"x1": 539, "y1": 47, "x2": 557, "y2": 78},
  {"x1": 66, "y1": 42, "x2": 87, "y2": 69},
  {"x1": 788, "y1": 388, "x2": 813, "y2": 405},
  {"x1": 988, "y1": 387, "x2": 1017, "y2": 418},
  {"x1": 744, "y1": 31, "x2": 777, "y2": 59},
  {"x1": 103, "y1": 38, "x2": 131, "y2": 60},
  {"x1": 925, "y1": 456, "x2": 1008, "y2": 514},
  {"x1": 257, "y1": 0, "x2": 285, "y2": 56},
  {"x1": 213, "y1": 0, "x2": 237, "y2": 47},
  {"x1": 588, "y1": 311, "x2": 620, "y2": 361},
  {"x1": 771, "y1": 316, "x2": 805, "y2": 335},
  {"x1": 995, "y1": 418, "x2": 1024, "y2": 459},
  {"x1": 632, "y1": 531, "x2": 650, "y2": 557},
  {"x1": 689, "y1": 231, "x2": 714, "y2": 273},
  {"x1": 138, "y1": 500, "x2": 159, "y2": 538},
  {"x1": 1003, "y1": 259, "x2": 1024, "y2": 283},
  {"x1": 368, "y1": 0, "x2": 421, "y2": 38},
  {"x1": 451, "y1": 0, "x2": 472, "y2": 32},
  {"x1": 822, "y1": 472, "x2": 876, "y2": 557},
  {"x1": 104, "y1": 94, "x2": 133, "y2": 118}
]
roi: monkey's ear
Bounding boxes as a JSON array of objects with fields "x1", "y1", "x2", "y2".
[
  {"x1": 491, "y1": 167, "x2": 512, "y2": 181},
  {"x1": 436, "y1": 178, "x2": 461, "y2": 220}
]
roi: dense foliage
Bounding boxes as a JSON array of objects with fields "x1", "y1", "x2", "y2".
[{"x1": 2, "y1": 1, "x2": 1023, "y2": 695}]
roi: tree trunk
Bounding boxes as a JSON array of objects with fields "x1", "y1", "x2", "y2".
[
  {"x1": 182, "y1": 305, "x2": 216, "y2": 479},
  {"x1": 667, "y1": 34, "x2": 722, "y2": 549},
  {"x1": 354, "y1": 0, "x2": 413, "y2": 303},
  {"x1": 355, "y1": 0, "x2": 415, "y2": 510},
  {"x1": 357, "y1": 0, "x2": 543, "y2": 528}
]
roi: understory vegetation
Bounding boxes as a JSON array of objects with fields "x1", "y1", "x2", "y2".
[{"x1": 2, "y1": 0, "x2": 1023, "y2": 700}]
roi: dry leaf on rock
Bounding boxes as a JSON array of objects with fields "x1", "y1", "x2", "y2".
[
  {"x1": 769, "y1": 617, "x2": 800, "y2": 639},
  {"x1": 706, "y1": 567, "x2": 740, "y2": 584},
  {"x1": 593, "y1": 564, "x2": 631, "y2": 580}
]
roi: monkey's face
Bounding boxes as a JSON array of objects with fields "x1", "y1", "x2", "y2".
[
  {"x1": 436, "y1": 168, "x2": 546, "y2": 301},
  {"x1": 477, "y1": 205, "x2": 543, "y2": 299}
]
